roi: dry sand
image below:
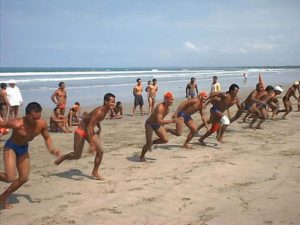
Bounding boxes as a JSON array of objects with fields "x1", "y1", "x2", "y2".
[{"x1": 1, "y1": 86, "x2": 300, "y2": 225}]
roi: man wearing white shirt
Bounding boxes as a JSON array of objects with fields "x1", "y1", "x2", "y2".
[{"x1": 6, "y1": 79, "x2": 23, "y2": 119}]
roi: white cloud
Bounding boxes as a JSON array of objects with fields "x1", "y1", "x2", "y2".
[{"x1": 184, "y1": 41, "x2": 200, "y2": 52}]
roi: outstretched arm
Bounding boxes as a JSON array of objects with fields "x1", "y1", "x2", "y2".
[
  {"x1": 41, "y1": 122, "x2": 60, "y2": 157},
  {"x1": 230, "y1": 98, "x2": 243, "y2": 123}
]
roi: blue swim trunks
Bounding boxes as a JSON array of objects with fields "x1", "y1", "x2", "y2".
[
  {"x1": 210, "y1": 105, "x2": 221, "y2": 113},
  {"x1": 4, "y1": 139, "x2": 29, "y2": 158},
  {"x1": 150, "y1": 123, "x2": 161, "y2": 131},
  {"x1": 177, "y1": 111, "x2": 192, "y2": 123}
]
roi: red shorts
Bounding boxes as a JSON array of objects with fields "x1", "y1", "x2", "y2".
[{"x1": 210, "y1": 123, "x2": 220, "y2": 133}]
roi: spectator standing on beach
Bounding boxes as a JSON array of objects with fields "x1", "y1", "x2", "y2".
[
  {"x1": 6, "y1": 80, "x2": 23, "y2": 119},
  {"x1": 209, "y1": 75, "x2": 231, "y2": 119},
  {"x1": 132, "y1": 78, "x2": 144, "y2": 116},
  {"x1": 51, "y1": 82, "x2": 67, "y2": 116},
  {"x1": 145, "y1": 80, "x2": 152, "y2": 113},
  {"x1": 55, "y1": 93, "x2": 116, "y2": 180},
  {"x1": 0, "y1": 102, "x2": 60, "y2": 209},
  {"x1": 0, "y1": 83, "x2": 10, "y2": 121},
  {"x1": 148, "y1": 79, "x2": 158, "y2": 113},
  {"x1": 186, "y1": 77, "x2": 198, "y2": 99},
  {"x1": 210, "y1": 76, "x2": 221, "y2": 95}
]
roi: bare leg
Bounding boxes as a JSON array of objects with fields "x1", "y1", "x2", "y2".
[
  {"x1": 1, "y1": 153, "x2": 30, "y2": 209},
  {"x1": 282, "y1": 101, "x2": 292, "y2": 119},
  {"x1": 140, "y1": 123, "x2": 153, "y2": 161},
  {"x1": 198, "y1": 130, "x2": 212, "y2": 146},
  {"x1": 166, "y1": 117, "x2": 184, "y2": 136},
  {"x1": 256, "y1": 108, "x2": 267, "y2": 129},
  {"x1": 217, "y1": 125, "x2": 228, "y2": 143},
  {"x1": 152, "y1": 127, "x2": 169, "y2": 144},
  {"x1": 91, "y1": 134, "x2": 105, "y2": 180},
  {"x1": 0, "y1": 149, "x2": 17, "y2": 183},
  {"x1": 139, "y1": 105, "x2": 144, "y2": 116},
  {"x1": 132, "y1": 105, "x2": 136, "y2": 117},
  {"x1": 55, "y1": 133, "x2": 85, "y2": 165},
  {"x1": 183, "y1": 120, "x2": 197, "y2": 149}
]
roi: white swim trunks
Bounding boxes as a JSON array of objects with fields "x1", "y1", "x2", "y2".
[{"x1": 220, "y1": 115, "x2": 230, "y2": 125}]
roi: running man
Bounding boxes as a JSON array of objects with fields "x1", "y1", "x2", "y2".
[
  {"x1": 55, "y1": 93, "x2": 116, "y2": 180},
  {"x1": 140, "y1": 92, "x2": 176, "y2": 162},
  {"x1": 248, "y1": 85, "x2": 274, "y2": 129},
  {"x1": 198, "y1": 84, "x2": 242, "y2": 145},
  {"x1": 0, "y1": 102, "x2": 60, "y2": 209},
  {"x1": 242, "y1": 83, "x2": 267, "y2": 123},
  {"x1": 277, "y1": 81, "x2": 300, "y2": 119},
  {"x1": 51, "y1": 82, "x2": 67, "y2": 116},
  {"x1": 132, "y1": 78, "x2": 144, "y2": 116},
  {"x1": 186, "y1": 77, "x2": 198, "y2": 99},
  {"x1": 167, "y1": 91, "x2": 209, "y2": 149}
]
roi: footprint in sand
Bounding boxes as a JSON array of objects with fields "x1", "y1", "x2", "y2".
[
  {"x1": 128, "y1": 187, "x2": 144, "y2": 191},
  {"x1": 204, "y1": 207, "x2": 215, "y2": 211},
  {"x1": 67, "y1": 191, "x2": 81, "y2": 195},
  {"x1": 58, "y1": 204, "x2": 68, "y2": 210}
]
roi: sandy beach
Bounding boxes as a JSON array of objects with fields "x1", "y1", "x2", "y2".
[{"x1": 0, "y1": 86, "x2": 300, "y2": 225}]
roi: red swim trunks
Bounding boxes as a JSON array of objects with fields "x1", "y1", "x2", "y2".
[
  {"x1": 58, "y1": 103, "x2": 66, "y2": 109},
  {"x1": 75, "y1": 127, "x2": 87, "y2": 139}
]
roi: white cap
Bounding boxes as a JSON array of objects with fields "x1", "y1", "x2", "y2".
[
  {"x1": 294, "y1": 81, "x2": 299, "y2": 85},
  {"x1": 274, "y1": 85, "x2": 284, "y2": 92},
  {"x1": 7, "y1": 79, "x2": 17, "y2": 84}
]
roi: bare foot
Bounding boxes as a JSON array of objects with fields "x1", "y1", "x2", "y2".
[
  {"x1": 255, "y1": 125, "x2": 262, "y2": 129},
  {"x1": 249, "y1": 125, "x2": 256, "y2": 130},
  {"x1": 91, "y1": 172, "x2": 105, "y2": 180},
  {"x1": 0, "y1": 195, "x2": 13, "y2": 209},
  {"x1": 217, "y1": 137, "x2": 225, "y2": 143},
  {"x1": 140, "y1": 157, "x2": 146, "y2": 162},
  {"x1": 198, "y1": 139, "x2": 207, "y2": 146},
  {"x1": 54, "y1": 156, "x2": 64, "y2": 165},
  {"x1": 182, "y1": 144, "x2": 193, "y2": 149}
]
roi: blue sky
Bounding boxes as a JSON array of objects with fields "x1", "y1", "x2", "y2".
[{"x1": 1, "y1": 0, "x2": 299, "y2": 67}]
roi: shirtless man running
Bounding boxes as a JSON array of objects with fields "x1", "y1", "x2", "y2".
[
  {"x1": 242, "y1": 83, "x2": 267, "y2": 123},
  {"x1": 198, "y1": 84, "x2": 242, "y2": 145},
  {"x1": 166, "y1": 91, "x2": 209, "y2": 149},
  {"x1": 140, "y1": 92, "x2": 176, "y2": 162},
  {"x1": 0, "y1": 102, "x2": 60, "y2": 209},
  {"x1": 51, "y1": 82, "x2": 67, "y2": 115},
  {"x1": 55, "y1": 93, "x2": 116, "y2": 180},
  {"x1": 277, "y1": 81, "x2": 300, "y2": 119}
]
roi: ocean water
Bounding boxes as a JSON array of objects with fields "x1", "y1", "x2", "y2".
[{"x1": 0, "y1": 67, "x2": 299, "y2": 108}]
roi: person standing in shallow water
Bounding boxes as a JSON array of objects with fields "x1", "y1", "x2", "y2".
[
  {"x1": 55, "y1": 93, "x2": 116, "y2": 180},
  {"x1": 0, "y1": 102, "x2": 60, "y2": 209}
]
